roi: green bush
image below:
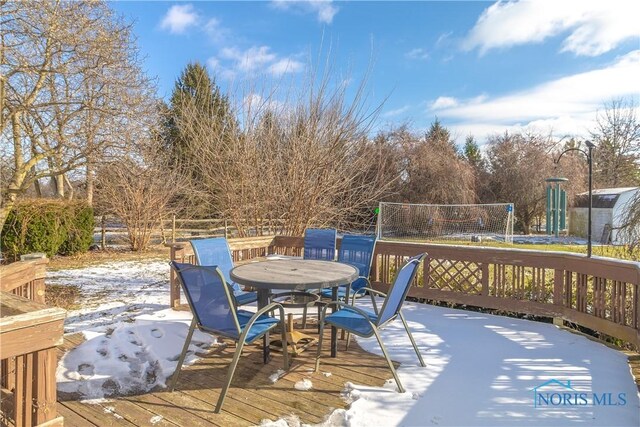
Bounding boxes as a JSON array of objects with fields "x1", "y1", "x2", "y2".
[
  {"x1": 59, "y1": 203, "x2": 95, "y2": 255},
  {"x1": 1, "y1": 199, "x2": 95, "y2": 261}
]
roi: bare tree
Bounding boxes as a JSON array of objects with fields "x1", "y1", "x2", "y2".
[
  {"x1": 173, "y1": 67, "x2": 392, "y2": 236},
  {"x1": 400, "y1": 121, "x2": 476, "y2": 204},
  {"x1": 486, "y1": 132, "x2": 557, "y2": 234},
  {"x1": 95, "y1": 140, "x2": 184, "y2": 251},
  {"x1": 591, "y1": 98, "x2": 640, "y2": 188},
  {"x1": 0, "y1": 0, "x2": 155, "y2": 227}
]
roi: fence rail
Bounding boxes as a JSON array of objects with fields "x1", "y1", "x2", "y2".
[
  {"x1": 169, "y1": 236, "x2": 640, "y2": 348},
  {"x1": 98, "y1": 215, "x2": 286, "y2": 249},
  {"x1": 0, "y1": 256, "x2": 65, "y2": 426}
]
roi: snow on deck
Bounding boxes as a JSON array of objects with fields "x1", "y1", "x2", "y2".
[{"x1": 49, "y1": 260, "x2": 639, "y2": 425}]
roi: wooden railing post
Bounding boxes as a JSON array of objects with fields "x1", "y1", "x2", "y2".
[
  {"x1": 171, "y1": 214, "x2": 176, "y2": 243},
  {"x1": 101, "y1": 215, "x2": 106, "y2": 250},
  {"x1": 166, "y1": 242, "x2": 189, "y2": 308},
  {"x1": 481, "y1": 263, "x2": 489, "y2": 296},
  {"x1": 553, "y1": 269, "x2": 565, "y2": 326}
]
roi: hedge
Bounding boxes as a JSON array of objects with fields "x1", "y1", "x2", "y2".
[{"x1": 1, "y1": 199, "x2": 95, "y2": 261}]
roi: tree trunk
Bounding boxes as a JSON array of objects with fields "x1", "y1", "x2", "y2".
[
  {"x1": 86, "y1": 161, "x2": 94, "y2": 205},
  {"x1": 64, "y1": 174, "x2": 74, "y2": 200},
  {"x1": 54, "y1": 173, "x2": 65, "y2": 198},
  {"x1": 1, "y1": 114, "x2": 27, "y2": 229},
  {"x1": 33, "y1": 179, "x2": 42, "y2": 197}
]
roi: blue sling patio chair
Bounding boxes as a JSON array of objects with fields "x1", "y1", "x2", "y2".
[
  {"x1": 315, "y1": 253, "x2": 427, "y2": 393},
  {"x1": 319, "y1": 234, "x2": 377, "y2": 303},
  {"x1": 190, "y1": 237, "x2": 258, "y2": 306},
  {"x1": 303, "y1": 228, "x2": 337, "y2": 261},
  {"x1": 169, "y1": 261, "x2": 289, "y2": 413},
  {"x1": 293, "y1": 228, "x2": 337, "y2": 328}
]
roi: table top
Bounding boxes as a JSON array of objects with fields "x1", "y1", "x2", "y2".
[{"x1": 230, "y1": 259, "x2": 359, "y2": 290}]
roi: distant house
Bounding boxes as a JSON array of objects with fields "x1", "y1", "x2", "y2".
[{"x1": 569, "y1": 187, "x2": 639, "y2": 245}]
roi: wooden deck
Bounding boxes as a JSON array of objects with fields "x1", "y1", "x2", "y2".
[{"x1": 56, "y1": 324, "x2": 395, "y2": 426}]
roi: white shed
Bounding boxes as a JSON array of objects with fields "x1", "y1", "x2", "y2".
[{"x1": 568, "y1": 187, "x2": 639, "y2": 244}]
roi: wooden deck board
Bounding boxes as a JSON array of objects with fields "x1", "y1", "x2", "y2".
[{"x1": 56, "y1": 322, "x2": 394, "y2": 426}]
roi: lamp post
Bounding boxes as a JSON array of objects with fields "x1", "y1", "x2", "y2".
[{"x1": 555, "y1": 141, "x2": 595, "y2": 257}]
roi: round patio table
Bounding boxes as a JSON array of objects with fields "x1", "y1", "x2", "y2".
[{"x1": 230, "y1": 259, "x2": 359, "y2": 363}]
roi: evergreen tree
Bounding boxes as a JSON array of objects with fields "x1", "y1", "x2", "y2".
[
  {"x1": 165, "y1": 62, "x2": 235, "y2": 167},
  {"x1": 463, "y1": 135, "x2": 483, "y2": 169},
  {"x1": 164, "y1": 62, "x2": 237, "y2": 216},
  {"x1": 425, "y1": 118, "x2": 458, "y2": 153}
]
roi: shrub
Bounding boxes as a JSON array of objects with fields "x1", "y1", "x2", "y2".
[
  {"x1": 1, "y1": 199, "x2": 95, "y2": 261},
  {"x1": 60, "y1": 203, "x2": 95, "y2": 255}
]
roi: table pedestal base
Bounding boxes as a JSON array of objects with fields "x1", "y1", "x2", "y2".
[{"x1": 270, "y1": 314, "x2": 318, "y2": 356}]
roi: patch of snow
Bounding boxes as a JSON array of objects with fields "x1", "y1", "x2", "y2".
[
  {"x1": 259, "y1": 415, "x2": 301, "y2": 426},
  {"x1": 269, "y1": 369, "x2": 286, "y2": 383},
  {"x1": 79, "y1": 398, "x2": 112, "y2": 405},
  {"x1": 294, "y1": 379, "x2": 313, "y2": 390},
  {"x1": 103, "y1": 406, "x2": 124, "y2": 419},
  {"x1": 149, "y1": 415, "x2": 164, "y2": 424},
  {"x1": 57, "y1": 308, "x2": 215, "y2": 399}
]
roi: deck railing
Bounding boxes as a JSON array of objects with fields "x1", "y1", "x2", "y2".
[
  {"x1": 169, "y1": 236, "x2": 640, "y2": 349},
  {"x1": 1, "y1": 256, "x2": 65, "y2": 427}
]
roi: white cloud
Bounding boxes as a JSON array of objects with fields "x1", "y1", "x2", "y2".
[
  {"x1": 463, "y1": 0, "x2": 640, "y2": 56},
  {"x1": 268, "y1": 58, "x2": 304, "y2": 76},
  {"x1": 220, "y1": 46, "x2": 277, "y2": 73},
  {"x1": 243, "y1": 93, "x2": 287, "y2": 113},
  {"x1": 382, "y1": 105, "x2": 411, "y2": 118},
  {"x1": 271, "y1": 0, "x2": 338, "y2": 24},
  {"x1": 206, "y1": 57, "x2": 236, "y2": 81},
  {"x1": 210, "y1": 45, "x2": 305, "y2": 79},
  {"x1": 203, "y1": 18, "x2": 230, "y2": 43},
  {"x1": 434, "y1": 50, "x2": 640, "y2": 141},
  {"x1": 405, "y1": 48, "x2": 429, "y2": 60},
  {"x1": 159, "y1": 4, "x2": 198, "y2": 34},
  {"x1": 431, "y1": 96, "x2": 459, "y2": 110}
]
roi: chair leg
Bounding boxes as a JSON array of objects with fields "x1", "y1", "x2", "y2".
[
  {"x1": 281, "y1": 318, "x2": 290, "y2": 370},
  {"x1": 345, "y1": 331, "x2": 352, "y2": 351},
  {"x1": 169, "y1": 318, "x2": 197, "y2": 392},
  {"x1": 301, "y1": 306, "x2": 308, "y2": 329},
  {"x1": 215, "y1": 338, "x2": 246, "y2": 413},
  {"x1": 314, "y1": 318, "x2": 326, "y2": 372},
  {"x1": 399, "y1": 311, "x2": 426, "y2": 367},
  {"x1": 372, "y1": 328, "x2": 405, "y2": 393}
]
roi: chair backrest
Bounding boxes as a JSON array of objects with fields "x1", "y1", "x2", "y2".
[
  {"x1": 171, "y1": 261, "x2": 241, "y2": 339},
  {"x1": 303, "y1": 228, "x2": 337, "y2": 261},
  {"x1": 190, "y1": 237, "x2": 240, "y2": 292},
  {"x1": 338, "y1": 234, "x2": 377, "y2": 292},
  {"x1": 376, "y1": 253, "x2": 426, "y2": 325}
]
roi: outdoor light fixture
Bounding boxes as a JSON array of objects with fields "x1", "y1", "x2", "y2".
[{"x1": 555, "y1": 141, "x2": 595, "y2": 258}]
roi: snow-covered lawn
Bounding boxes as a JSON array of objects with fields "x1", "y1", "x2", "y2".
[{"x1": 50, "y1": 260, "x2": 639, "y2": 426}]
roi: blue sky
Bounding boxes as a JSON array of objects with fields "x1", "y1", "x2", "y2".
[{"x1": 112, "y1": 1, "x2": 640, "y2": 144}]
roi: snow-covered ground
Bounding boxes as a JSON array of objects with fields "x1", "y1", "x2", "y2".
[{"x1": 50, "y1": 260, "x2": 639, "y2": 426}]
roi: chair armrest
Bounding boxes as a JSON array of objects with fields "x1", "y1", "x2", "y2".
[
  {"x1": 240, "y1": 302, "x2": 287, "y2": 344},
  {"x1": 351, "y1": 286, "x2": 387, "y2": 315}
]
